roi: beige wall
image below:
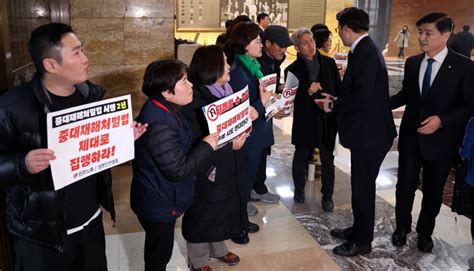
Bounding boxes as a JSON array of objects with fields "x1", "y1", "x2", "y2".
[{"x1": 71, "y1": 0, "x2": 175, "y2": 116}]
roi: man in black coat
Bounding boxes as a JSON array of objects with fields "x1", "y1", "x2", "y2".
[
  {"x1": 316, "y1": 7, "x2": 396, "y2": 256},
  {"x1": 390, "y1": 13, "x2": 474, "y2": 253},
  {"x1": 0, "y1": 23, "x2": 146, "y2": 270},
  {"x1": 285, "y1": 28, "x2": 340, "y2": 211}
]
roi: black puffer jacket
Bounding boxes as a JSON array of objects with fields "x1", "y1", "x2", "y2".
[
  {"x1": 0, "y1": 73, "x2": 115, "y2": 252},
  {"x1": 131, "y1": 98, "x2": 214, "y2": 223}
]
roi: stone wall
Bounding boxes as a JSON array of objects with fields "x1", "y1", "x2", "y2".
[{"x1": 70, "y1": 0, "x2": 175, "y2": 116}]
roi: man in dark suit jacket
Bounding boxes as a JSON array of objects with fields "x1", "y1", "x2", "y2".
[
  {"x1": 315, "y1": 7, "x2": 397, "y2": 257},
  {"x1": 390, "y1": 13, "x2": 474, "y2": 253}
]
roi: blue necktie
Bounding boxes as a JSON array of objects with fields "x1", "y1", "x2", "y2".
[{"x1": 421, "y1": 58, "x2": 435, "y2": 98}]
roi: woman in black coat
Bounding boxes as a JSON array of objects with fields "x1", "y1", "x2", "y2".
[
  {"x1": 285, "y1": 28, "x2": 341, "y2": 209},
  {"x1": 181, "y1": 46, "x2": 249, "y2": 270}
]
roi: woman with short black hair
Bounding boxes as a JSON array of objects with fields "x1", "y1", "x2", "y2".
[{"x1": 131, "y1": 59, "x2": 218, "y2": 271}]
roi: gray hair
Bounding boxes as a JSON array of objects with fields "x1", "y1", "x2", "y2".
[{"x1": 290, "y1": 28, "x2": 313, "y2": 45}]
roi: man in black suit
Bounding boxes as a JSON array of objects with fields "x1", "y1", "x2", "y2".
[
  {"x1": 390, "y1": 13, "x2": 474, "y2": 253},
  {"x1": 315, "y1": 7, "x2": 396, "y2": 257}
]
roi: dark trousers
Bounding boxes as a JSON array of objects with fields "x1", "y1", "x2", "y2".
[
  {"x1": 253, "y1": 148, "x2": 270, "y2": 195},
  {"x1": 395, "y1": 144, "x2": 452, "y2": 237},
  {"x1": 243, "y1": 148, "x2": 263, "y2": 201},
  {"x1": 350, "y1": 143, "x2": 391, "y2": 246},
  {"x1": 139, "y1": 218, "x2": 176, "y2": 271},
  {"x1": 292, "y1": 145, "x2": 335, "y2": 198},
  {"x1": 398, "y1": 47, "x2": 405, "y2": 58},
  {"x1": 14, "y1": 215, "x2": 107, "y2": 271}
]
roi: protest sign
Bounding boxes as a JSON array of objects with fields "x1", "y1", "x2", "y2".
[
  {"x1": 259, "y1": 73, "x2": 281, "y2": 120},
  {"x1": 202, "y1": 86, "x2": 252, "y2": 148},
  {"x1": 47, "y1": 95, "x2": 134, "y2": 190},
  {"x1": 281, "y1": 71, "x2": 299, "y2": 117}
]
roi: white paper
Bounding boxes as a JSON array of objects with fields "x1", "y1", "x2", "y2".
[
  {"x1": 47, "y1": 95, "x2": 135, "y2": 190},
  {"x1": 259, "y1": 73, "x2": 281, "y2": 120},
  {"x1": 202, "y1": 86, "x2": 252, "y2": 148},
  {"x1": 281, "y1": 71, "x2": 299, "y2": 117}
]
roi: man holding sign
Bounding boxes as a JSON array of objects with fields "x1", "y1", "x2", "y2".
[
  {"x1": 250, "y1": 25, "x2": 293, "y2": 204},
  {"x1": 0, "y1": 23, "x2": 146, "y2": 270}
]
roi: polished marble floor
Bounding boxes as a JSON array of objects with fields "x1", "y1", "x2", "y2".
[{"x1": 103, "y1": 57, "x2": 473, "y2": 270}]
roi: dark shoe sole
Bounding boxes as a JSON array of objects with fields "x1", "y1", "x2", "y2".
[{"x1": 333, "y1": 246, "x2": 371, "y2": 257}]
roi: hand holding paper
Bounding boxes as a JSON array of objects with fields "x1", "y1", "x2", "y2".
[
  {"x1": 314, "y1": 93, "x2": 336, "y2": 113},
  {"x1": 273, "y1": 108, "x2": 285, "y2": 119},
  {"x1": 249, "y1": 106, "x2": 259, "y2": 121},
  {"x1": 259, "y1": 85, "x2": 272, "y2": 106},
  {"x1": 203, "y1": 132, "x2": 219, "y2": 150},
  {"x1": 132, "y1": 121, "x2": 148, "y2": 140},
  {"x1": 232, "y1": 132, "x2": 247, "y2": 150},
  {"x1": 25, "y1": 148, "x2": 56, "y2": 174}
]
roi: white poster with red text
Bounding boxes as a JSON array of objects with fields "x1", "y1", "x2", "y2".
[
  {"x1": 47, "y1": 95, "x2": 134, "y2": 190},
  {"x1": 202, "y1": 86, "x2": 252, "y2": 148}
]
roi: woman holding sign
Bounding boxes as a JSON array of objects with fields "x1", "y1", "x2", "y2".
[
  {"x1": 181, "y1": 45, "x2": 254, "y2": 270},
  {"x1": 226, "y1": 21, "x2": 274, "y2": 222},
  {"x1": 131, "y1": 59, "x2": 218, "y2": 271}
]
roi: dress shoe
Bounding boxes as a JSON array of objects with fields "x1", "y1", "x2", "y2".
[
  {"x1": 192, "y1": 265, "x2": 212, "y2": 271},
  {"x1": 231, "y1": 230, "x2": 249, "y2": 245},
  {"x1": 246, "y1": 222, "x2": 259, "y2": 233},
  {"x1": 333, "y1": 241, "x2": 371, "y2": 257},
  {"x1": 215, "y1": 251, "x2": 240, "y2": 266},
  {"x1": 391, "y1": 228, "x2": 410, "y2": 247},
  {"x1": 293, "y1": 190, "x2": 305, "y2": 203},
  {"x1": 322, "y1": 197, "x2": 334, "y2": 212},
  {"x1": 417, "y1": 235, "x2": 433, "y2": 253},
  {"x1": 330, "y1": 227, "x2": 353, "y2": 240}
]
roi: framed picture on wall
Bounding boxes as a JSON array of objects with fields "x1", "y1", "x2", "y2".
[
  {"x1": 176, "y1": 0, "x2": 222, "y2": 31},
  {"x1": 176, "y1": 0, "x2": 325, "y2": 32},
  {"x1": 220, "y1": 0, "x2": 289, "y2": 28}
]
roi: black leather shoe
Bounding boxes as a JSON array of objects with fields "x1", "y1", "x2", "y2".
[
  {"x1": 322, "y1": 197, "x2": 334, "y2": 212},
  {"x1": 330, "y1": 227, "x2": 353, "y2": 240},
  {"x1": 246, "y1": 222, "x2": 260, "y2": 233},
  {"x1": 417, "y1": 235, "x2": 433, "y2": 253},
  {"x1": 293, "y1": 190, "x2": 305, "y2": 203},
  {"x1": 231, "y1": 230, "x2": 249, "y2": 245},
  {"x1": 391, "y1": 228, "x2": 410, "y2": 247},
  {"x1": 333, "y1": 241, "x2": 371, "y2": 257}
]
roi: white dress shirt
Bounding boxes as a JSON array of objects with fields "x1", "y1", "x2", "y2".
[
  {"x1": 418, "y1": 46, "x2": 449, "y2": 94},
  {"x1": 350, "y1": 33, "x2": 369, "y2": 52}
]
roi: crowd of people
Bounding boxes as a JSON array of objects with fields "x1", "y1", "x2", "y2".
[{"x1": 0, "y1": 6, "x2": 473, "y2": 271}]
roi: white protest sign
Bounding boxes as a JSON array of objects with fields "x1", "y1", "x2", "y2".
[
  {"x1": 47, "y1": 95, "x2": 134, "y2": 190},
  {"x1": 259, "y1": 73, "x2": 280, "y2": 120},
  {"x1": 281, "y1": 71, "x2": 299, "y2": 117},
  {"x1": 202, "y1": 86, "x2": 252, "y2": 147}
]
